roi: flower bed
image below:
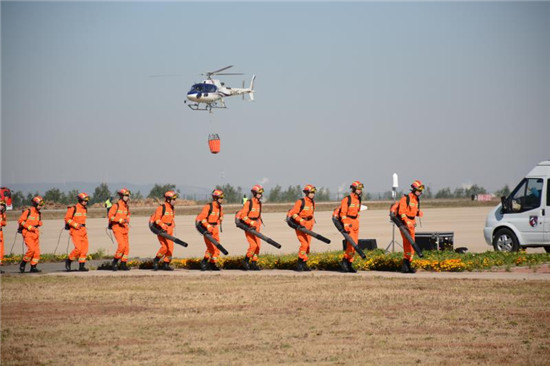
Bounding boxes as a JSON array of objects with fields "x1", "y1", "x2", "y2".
[{"x1": 4, "y1": 249, "x2": 550, "y2": 272}]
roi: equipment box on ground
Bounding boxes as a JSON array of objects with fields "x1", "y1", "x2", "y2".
[
  {"x1": 341, "y1": 239, "x2": 377, "y2": 251},
  {"x1": 415, "y1": 232, "x2": 454, "y2": 251}
]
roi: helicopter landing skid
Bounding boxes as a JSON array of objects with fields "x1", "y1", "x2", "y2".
[{"x1": 185, "y1": 101, "x2": 227, "y2": 111}]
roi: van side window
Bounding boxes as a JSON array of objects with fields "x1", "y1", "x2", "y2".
[
  {"x1": 510, "y1": 178, "x2": 543, "y2": 212},
  {"x1": 547, "y1": 179, "x2": 550, "y2": 207}
]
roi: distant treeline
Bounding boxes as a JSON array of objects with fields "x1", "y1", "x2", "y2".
[{"x1": 7, "y1": 182, "x2": 511, "y2": 209}]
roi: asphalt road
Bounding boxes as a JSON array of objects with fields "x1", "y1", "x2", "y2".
[{"x1": 2, "y1": 260, "x2": 549, "y2": 281}]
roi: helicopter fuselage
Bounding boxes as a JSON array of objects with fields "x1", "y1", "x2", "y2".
[
  {"x1": 187, "y1": 77, "x2": 254, "y2": 100},
  {"x1": 186, "y1": 80, "x2": 224, "y2": 103}
]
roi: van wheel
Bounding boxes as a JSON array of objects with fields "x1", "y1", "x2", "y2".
[{"x1": 492, "y1": 228, "x2": 520, "y2": 252}]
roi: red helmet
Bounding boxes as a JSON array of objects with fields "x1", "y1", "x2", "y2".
[
  {"x1": 77, "y1": 192, "x2": 90, "y2": 202},
  {"x1": 251, "y1": 185, "x2": 264, "y2": 194},
  {"x1": 32, "y1": 196, "x2": 45, "y2": 206},
  {"x1": 411, "y1": 180, "x2": 425, "y2": 192},
  {"x1": 212, "y1": 189, "x2": 224, "y2": 199},
  {"x1": 117, "y1": 188, "x2": 131, "y2": 196},
  {"x1": 303, "y1": 185, "x2": 317, "y2": 194},
  {"x1": 350, "y1": 180, "x2": 364, "y2": 191},
  {"x1": 165, "y1": 191, "x2": 178, "y2": 199}
]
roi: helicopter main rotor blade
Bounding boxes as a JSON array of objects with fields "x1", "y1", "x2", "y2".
[
  {"x1": 215, "y1": 73, "x2": 244, "y2": 76},
  {"x1": 149, "y1": 74, "x2": 182, "y2": 78},
  {"x1": 206, "y1": 65, "x2": 233, "y2": 77}
]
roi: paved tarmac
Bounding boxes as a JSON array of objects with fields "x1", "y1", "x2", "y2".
[{"x1": 2, "y1": 206, "x2": 546, "y2": 276}]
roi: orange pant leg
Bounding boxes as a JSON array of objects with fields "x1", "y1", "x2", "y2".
[
  {"x1": 112, "y1": 228, "x2": 130, "y2": 262},
  {"x1": 203, "y1": 236, "x2": 213, "y2": 260},
  {"x1": 401, "y1": 225, "x2": 415, "y2": 260},
  {"x1": 203, "y1": 227, "x2": 221, "y2": 262},
  {"x1": 245, "y1": 231, "x2": 261, "y2": 261},
  {"x1": 121, "y1": 231, "x2": 130, "y2": 262},
  {"x1": 77, "y1": 230, "x2": 89, "y2": 263},
  {"x1": 69, "y1": 229, "x2": 89, "y2": 263},
  {"x1": 68, "y1": 242, "x2": 80, "y2": 261},
  {"x1": 156, "y1": 235, "x2": 167, "y2": 258},
  {"x1": 23, "y1": 231, "x2": 40, "y2": 265},
  {"x1": 157, "y1": 236, "x2": 174, "y2": 262},
  {"x1": 296, "y1": 220, "x2": 314, "y2": 261},
  {"x1": 165, "y1": 240, "x2": 174, "y2": 262},
  {"x1": 344, "y1": 220, "x2": 359, "y2": 262},
  {"x1": 296, "y1": 230, "x2": 311, "y2": 261},
  {"x1": 0, "y1": 231, "x2": 4, "y2": 265}
]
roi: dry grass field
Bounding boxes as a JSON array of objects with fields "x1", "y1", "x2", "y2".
[{"x1": 1, "y1": 273, "x2": 549, "y2": 365}]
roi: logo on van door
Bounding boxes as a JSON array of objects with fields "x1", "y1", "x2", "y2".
[{"x1": 529, "y1": 216, "x2": 538, "y2": 227}]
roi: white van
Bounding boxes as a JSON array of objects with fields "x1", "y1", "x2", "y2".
[{"x1": 484, "y1": 161, "x2": 550, "y2": 252}]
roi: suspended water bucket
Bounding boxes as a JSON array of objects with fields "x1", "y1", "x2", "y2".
[{"x1": 208, "y1": 133, "x2": 221, "y2": 154}]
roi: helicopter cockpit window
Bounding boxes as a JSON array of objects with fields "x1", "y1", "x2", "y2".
[
  {"x1": 190, "y1": 84, "x2": 217, "y2": 93},
  {"x1": 203, "y1": 84, "x2": 217, "y2": 92}
]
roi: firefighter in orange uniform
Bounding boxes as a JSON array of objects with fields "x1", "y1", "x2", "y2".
[
  {"x1": 0, "y1": 200, "x2": 6, "y2": 272},
  {"x1": 237, "y1": 185, "x2": 264, "y2": 271},
  {"x1": 338, "y1": 181, "x2": 364, "y2": 273},
  {"x1": 64, "y1": 192, "x2": 90, "y2": 272},
  {"x1": 109, "y1": 188, "x2": 131, "y2": 271},
  {"x1": 151, "y1": 191, "x2": 178, "y2": 271},
  {"x1": 18, "y1": 196, "x2": 44, "y2": 273},
  {"x1": 398, "y1": 180, "x2": 424, "y2": 274},
  {"x1": 288, "y1": 185, "x2": 317, "y2": 272},
  {"x1": 196, "y1": 189, "x2": 224, "y2": 271}
]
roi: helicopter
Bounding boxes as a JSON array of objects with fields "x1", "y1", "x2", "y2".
[{"x1": 185, "y1": 65, "x2": 255, "y2": 111}]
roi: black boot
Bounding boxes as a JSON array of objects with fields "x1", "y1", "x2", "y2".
[
  {"x1": 200, "y1": 258, "x2": 209, "y2": 271},
  {"x1": 401, "y1": 259, "x2": 411, "y2": 273},
  {"x1": 30, "y1": 265, "x2": 41, "y2": 273},
  {"x1": 346, "y1": 259, "x2": 357, "y2": 273},
  {"x1": 407, "y1": 259, "x2": 416, "y2": 274},
  {"x1": 340, "y1": 259, "x2": 349, "y2": 273},
  {"x1": 302, "y1": 260, "x2": 311, "y2": 272},
  {"x1": 209, "y1": 262, "x2": 220, "y2": 271},
  {"x1": 163, "y1": 262, "x2": 174, "y2": 271},
  {"x1": 242, "y1": 256, "x2": 250, "y2": 271},
  {"x1": 250, "y1": 261, "x2": 261, "y2": 271},
  {"x1": 78, "y1": 262, "x2": 89, "y2": 272},
  {"x1": 153, "y1": 257, "x2": 160, "y2": 271},
  {"x1": 295, "y1": 258, "x2": 304, "y2": 272},
  {"x1": 65, "y1": 258, "x2": 72, "y2": 272},
  {"x1": 120, "y1": 261, "x2": 130, "y2": 271},
  {"x1": 112, "y1": 258, "x2": 119, "y2": 271},
  {"x1": 19, "y1": 261, "x2": 27, "y2": 273}
]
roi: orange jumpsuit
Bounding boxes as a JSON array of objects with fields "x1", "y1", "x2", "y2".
[
  {"x1": 288, "y1": 197, "x2": 315, "y2": 261},
  {"x1": 65, "y1": 203, "x2": 89, "y2": 264},
  {"x1": 196, "y1": 201, "x2": 223, "y2": 263},
  {"x1": 339, "y1": 193, "x2": 361, "y2": 263},
  {"x1": 237, "y1": 197, "x2": 262, "y2": 262},
  {"x1": 0, "y1": 212, "x2": 6, "y2": 265},
  {"x1": 18, "y1": 207, "x2": 42, "y2": 265},
  {"x1": 108, "y1": 200, "x2": 131, "y2": 263},
  {"x1": 151, "y1": 202, "x2": 176, "y2": 264},
  {"x1": 398, "y1": 193, "x2": 421, "y2": 261}
]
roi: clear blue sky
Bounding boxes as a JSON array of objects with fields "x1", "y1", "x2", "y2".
[{"x1": 2, "y1": 1, "x2": 549, "y2": 195}]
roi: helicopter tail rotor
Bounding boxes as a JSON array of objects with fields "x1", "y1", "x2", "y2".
[{"x1": 248, "y1": 75, "x2": 256, "y2": 101}]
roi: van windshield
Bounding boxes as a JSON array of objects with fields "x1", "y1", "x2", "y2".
[{"x1": 509, "y1": 178, "x2": 543, "y2": 212}]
